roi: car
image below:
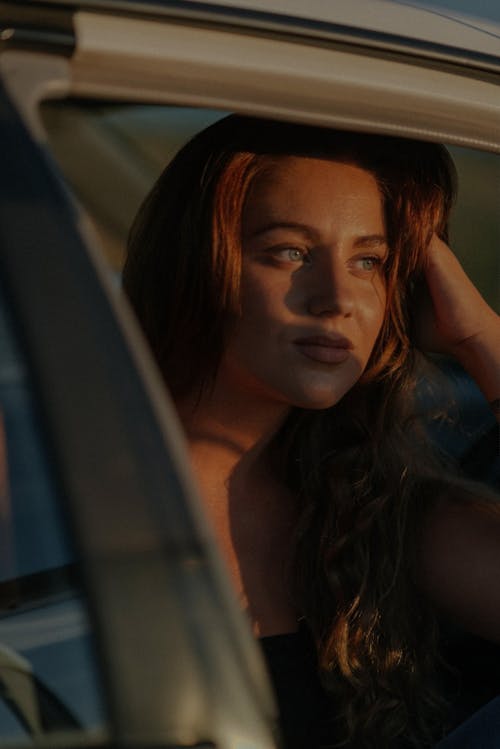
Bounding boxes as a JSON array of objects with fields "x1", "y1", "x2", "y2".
[{"x1": 0, "y1": 1, "x2": 498, "y2": 747}]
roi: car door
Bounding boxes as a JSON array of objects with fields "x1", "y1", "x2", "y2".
[{"x1": 0, "y1": 7, "x2": 279, "y2": 748}]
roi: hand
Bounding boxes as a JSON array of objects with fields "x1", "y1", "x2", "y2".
[
  {"x1": 415, "y1": 235, "x2": 500, "y2": 409},
  {"x1": 415, "y1": 235, "x2": 499, "y2": 361}
]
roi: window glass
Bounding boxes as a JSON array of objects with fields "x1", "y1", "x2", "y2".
[
  {"x1": 448, "y1": 145, "x2": 500, "y2": 315},
  {"x1": 0, "y1": 290, "x2": 106, "y2": 742},
  {"x1": 41, "y1": 103, "x2": 224, "y2": 272},
  {"x1": 39, "y1": 102, "x2": 500, "y2": 493},
  {"x1": 39, "y1": 103, "x2": 500, "y2": 314},
  {"x1": 0, "y1": 304, "x2": 71, "y2": 581}
]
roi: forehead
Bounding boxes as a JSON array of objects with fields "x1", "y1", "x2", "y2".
[{"x1": 242, "y1": 155, "x2": 384, "y2": 228}]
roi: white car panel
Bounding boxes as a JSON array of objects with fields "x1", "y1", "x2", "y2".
[
  {"x1": 188, "y1": 0, "x2": 500, "y2": 55},
  {"x1": 71, "y1": 12, "x2": 500, "y2": 151}
]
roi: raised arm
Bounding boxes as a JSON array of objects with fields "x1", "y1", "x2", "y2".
[
  {"x1": 415, "y1": 237, "x2": 500, "y2": 639},
  {"x1": 417, "y1": 235, "x2": 500, "y2": 424}
]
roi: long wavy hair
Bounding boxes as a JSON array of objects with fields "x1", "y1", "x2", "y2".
[{"x1": 123, "y1": 115, "x2": 461, "y2": 747}]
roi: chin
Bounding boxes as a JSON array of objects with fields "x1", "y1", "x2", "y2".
[
  {"x1": 289, "y1": 389, "x2": 347, "y2": 411},
  {"x1": 283, "y1": 367, "x2": 363, "y2": 411}
]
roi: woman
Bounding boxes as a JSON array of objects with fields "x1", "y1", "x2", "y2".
[{"x1": 123, "y1": 116, "x2": 500, "y2": 748}]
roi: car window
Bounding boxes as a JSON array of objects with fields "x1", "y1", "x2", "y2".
[
  {"x1": 0, "y1": 287, "x2": 106, "y2": 743},
  {"x1": 40, "y1": 103, "x2": 224, "y2": 272},
  {"x1": 39, "y1": 103, "x2": 500, "y2": 312},
  {"x1": 39, "y1": 102, "x2": 500, "y2": 494}
]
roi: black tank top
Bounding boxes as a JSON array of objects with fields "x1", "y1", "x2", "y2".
[
  {"x1": 260, "y1": 625, "x2": 500, "y2": 748},
  {"x1": 259, "y1": 623, "x2": 337, "y2": 749}
]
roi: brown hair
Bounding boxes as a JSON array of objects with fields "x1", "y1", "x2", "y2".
[
  {"x1": 124, "y1": 115, "x2": 458, "y2": 747},
  {"x1": 124, "y1": 116, "x2": 455, "y2": 397}
]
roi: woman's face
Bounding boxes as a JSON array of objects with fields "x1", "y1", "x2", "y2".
[{"x1": 218, "y1": 156, "x2": 388, "y2": 410}]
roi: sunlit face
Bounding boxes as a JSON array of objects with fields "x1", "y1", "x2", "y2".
[{"x1": 218, "y1": 156, "x2": 388, "y2": 410}]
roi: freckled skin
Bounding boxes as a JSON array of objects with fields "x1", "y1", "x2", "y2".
[{"x1": 218, "y1": 157, "x2": 388, "y2": 410}]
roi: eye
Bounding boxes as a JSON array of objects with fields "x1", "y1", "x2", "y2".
[
  {"x1": 355, "y1": 255, "x2": 383, "y2": 272},
  {"x1": 276, "y1": 247, "x2": 309, "y2": 263}
]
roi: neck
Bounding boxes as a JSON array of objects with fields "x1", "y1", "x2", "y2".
[
  {"x1": 177, "y1": 384, "x2": 299, "y2": 637},
  {"x1": 176, "y1": 381, "x2": 291, "y2": 492}
]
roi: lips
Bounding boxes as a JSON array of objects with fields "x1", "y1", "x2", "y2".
[{"x1": 293, "y1": 334, "x2": 352, "y2": 364}]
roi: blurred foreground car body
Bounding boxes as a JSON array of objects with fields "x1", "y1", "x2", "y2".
[{"x1": 0, "y1": 0, "x2": 498, "y2": 747}]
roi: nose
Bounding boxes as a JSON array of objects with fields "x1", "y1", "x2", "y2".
[{"x1": 306, "y1": 261, "x2": 355, "y2": 318}]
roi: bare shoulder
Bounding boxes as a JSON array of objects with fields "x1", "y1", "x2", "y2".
[{"x1": 419, "y1": 486, "x2": 500, "y2": 642}]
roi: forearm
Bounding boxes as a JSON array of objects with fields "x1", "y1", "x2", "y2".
[{"x1": 420, "y1": 236, "x2": 499, "y2": 423}]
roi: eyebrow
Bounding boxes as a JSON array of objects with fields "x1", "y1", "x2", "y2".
[
  {"x1": 246, "y1": 221, "x2": 317, "y2": 239},
  {"x1": 247, "y1": 221, "x2": 388, "y2": 248},
  {"x1": 353, "y1": 235, "x2": 388, "y2": 249}
]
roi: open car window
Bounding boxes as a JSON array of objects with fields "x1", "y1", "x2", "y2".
[
  {"x1": 39, "y1": 102, "x2": 500, "y2": 309},
  {"x1": 39, "y1": 102, "x2": 500, "y2": 491}
]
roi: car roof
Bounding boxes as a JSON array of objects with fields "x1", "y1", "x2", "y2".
[
  {"x1": 25, "y1": 0, "x2": 500, "y2": 58},
  {"x1": 193, "y1": 0, "x2": 500, "y2": 52}
]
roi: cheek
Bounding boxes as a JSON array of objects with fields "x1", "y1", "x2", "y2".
[
  {"x1": 360, "y1": 281, "x2": 387, "y2": 336},
  {"x1": 239, "y1": 270, "x2": 288, "y2": 325}
]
